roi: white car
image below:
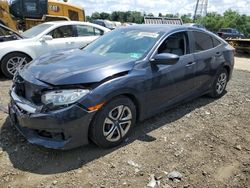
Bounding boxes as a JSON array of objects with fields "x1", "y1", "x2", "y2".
[{"x1": 0, "y1": 21, "x2": 110, "y2": 78}]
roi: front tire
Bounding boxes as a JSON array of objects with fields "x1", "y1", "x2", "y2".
[
  {"x1": 90, "y1": 96, "x2": 136, "y2": 148},
  {"x1": 209, "y1": 68, "x2": 228, "y2": 98},
  {"x1": 1, "y1": 52, "x2": 32, "y2": 79}
]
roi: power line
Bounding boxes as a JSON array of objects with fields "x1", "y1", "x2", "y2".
[{"x1": 193, "y1": 0, "x2": 208, "y2": 21}]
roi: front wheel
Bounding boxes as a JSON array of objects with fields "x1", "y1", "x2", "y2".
[
  {"x1": 1, "y1": 52, "x2": 32, "y2": 79},
  {"x1": 89, "y1": 96, "x2": 136, "y2": 148},
  {"x1": 209, "y1": 68, "x2": 228, "y2": 98}
]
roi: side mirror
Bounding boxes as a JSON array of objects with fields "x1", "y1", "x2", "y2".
[
  {"x1": 150, "y1": 53, "x2": 179, "y2": 65},
  {"x1": 40, "y1": 35, "x2": 53, "y2": 42}
]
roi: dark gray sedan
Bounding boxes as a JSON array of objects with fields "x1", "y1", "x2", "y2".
[{"x1": 9, "y1": 25, "x2": 234, "y2": 149}]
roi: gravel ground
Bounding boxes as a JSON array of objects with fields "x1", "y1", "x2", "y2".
[{"x1": 0, "y1": 56, "x2": 249, "y2": 188}]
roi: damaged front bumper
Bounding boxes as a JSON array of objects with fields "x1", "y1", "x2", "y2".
[{"x1": 9, "y1": 89, "x2": 96, "y2": 150}]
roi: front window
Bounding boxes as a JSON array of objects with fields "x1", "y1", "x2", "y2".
[
  {"x1": 158, "y1": 32, "x2": 189, "y2": 56},
  {"x1": 82, "y1": 29, "x2": 163, "y2": 60},
  {"x1": 48, "y1": 25, "x2": 75, "y2": 38},
  {"x1": 22, "y1": 23, "x2": 53, "y2": 38}
]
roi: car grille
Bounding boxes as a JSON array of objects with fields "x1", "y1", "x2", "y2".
[{"x1": 13, "y1": 75, "x2": 43, "y2": 105}]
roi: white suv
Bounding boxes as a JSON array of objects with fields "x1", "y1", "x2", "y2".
[{"x1": 0, "y1": 21, "x2": 110, "y2": 78}]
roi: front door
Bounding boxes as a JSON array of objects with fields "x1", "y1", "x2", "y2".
[
  {"x1": 36, "y1": 25, "x2": 78, "y2": 57},
  {"x1": 145, "y1": 31, "x2": 198, "y2": 114}
]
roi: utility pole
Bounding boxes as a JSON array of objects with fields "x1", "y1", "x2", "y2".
[{"x1": 193, "y1": 0, "x2": 208, "y2": 21}]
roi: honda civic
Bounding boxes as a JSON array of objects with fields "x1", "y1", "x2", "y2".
[{"x1": 9, "y1": 25, "x2": 234, "y2": 149}]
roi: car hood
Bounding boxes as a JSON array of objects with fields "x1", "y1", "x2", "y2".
[{"x1": 20, "y1": 49, "x2": 135, "y2": 85}]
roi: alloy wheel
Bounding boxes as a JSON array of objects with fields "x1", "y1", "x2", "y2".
[
  {"x1": 6, "y1": 57, "x2": 28, "y2": 76},
  {"x1": 103, "y1": 105, "x2": 132, "y2": 142},
  {"x1": 216, "y1": 72, "x2": 227, "y2": 94}
]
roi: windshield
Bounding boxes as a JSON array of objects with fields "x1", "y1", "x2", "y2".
[
  {"x1": 22, "y1": 24, "x2": 53, "y2": 38},
  {"x1": 83, "y1": 28, "x2": 162, "y2": 61}
]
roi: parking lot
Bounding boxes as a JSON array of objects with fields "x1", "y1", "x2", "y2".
[{"x1": 0, "y1": 55, "x2": 249, "y2": 188}]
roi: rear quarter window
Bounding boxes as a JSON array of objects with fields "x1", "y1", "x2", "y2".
[
  {"x1": 212, "y1": 37, "x2": 221, "y2": 47},
  {"x1": 193, "y1": 31, "x2": 213, "y2": 52}
]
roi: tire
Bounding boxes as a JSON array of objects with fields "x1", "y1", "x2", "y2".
[
  {"x1": 90, "y1": 96, "x2": 136, "y2": 148},
  {"x1": 1, "y1": 52, "x2": 32, "y2": 79},
  {"x1": 209, "y1": 68, "x2": 228, "y2": 98}
]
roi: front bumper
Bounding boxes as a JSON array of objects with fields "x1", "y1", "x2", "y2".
[{"x1": 9, "y1": 90, "x2": 96, "y2": 150}]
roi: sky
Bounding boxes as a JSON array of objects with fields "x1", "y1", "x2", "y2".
[{"x1": 68, "y1": 0, "x2": 250, "y2": 16}]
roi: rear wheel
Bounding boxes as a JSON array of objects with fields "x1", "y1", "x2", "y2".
[
  {"x1": 1, "y1": 52, "x2": 32, "y2": 79},
  {"x1": 209, "y1": 68, "x2": 228, "y2": 98},
  {"x1": 90, "y1": 96, "x2": 136, "y2": 148}
]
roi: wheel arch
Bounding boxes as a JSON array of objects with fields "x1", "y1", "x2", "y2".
[
  {"x1": 121, "y1": 93, "x2": 141, "y2": 121},
  {"x1": 223, "y1": 65, "x2": 231, "y2": 81},
  {"x1": 102, "y1": 92, "x2": 142, "y2": 122},
  {"x1": 0, "y1": 51, "x2": 33, "y2": 63}
]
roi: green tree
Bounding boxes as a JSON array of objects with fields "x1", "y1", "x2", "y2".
[
  {"x1": 100, "y1": 12, "x2": 110, "y2": 20},
  {"x1": 91, "y1": 12, "x2": 101, "y2": 20},
  {"x1": 181, "y1": 14, "x2": 192, "y2": 23},
  {"x1": 86, "y1": 16, "x2": 92, "y2": 22},
  {"x1": 196, "y1": 9, "x2": 250, "y2": 37}
]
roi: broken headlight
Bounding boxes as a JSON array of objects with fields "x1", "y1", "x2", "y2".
[{"x1": 41, "y1": 89, "x2": 89, "y2": 106}]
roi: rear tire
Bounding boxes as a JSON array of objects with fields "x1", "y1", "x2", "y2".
[
  {"x1": 1, "y1": 52, "x2": 32, "y2": 79},
  {"x1": 209, "y1": 68, "x2": 228, "y2": 98},
  {"x1": 89, "y1": 96, "x2": 136, "y2": 148}
]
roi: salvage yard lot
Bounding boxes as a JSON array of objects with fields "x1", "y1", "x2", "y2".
[{"x1": 0, "y1": 56, "x2": 249, "y2": 188}]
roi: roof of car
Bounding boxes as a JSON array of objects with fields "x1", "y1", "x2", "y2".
[
  {"x1": 40, "y1": 21, "x2": 110, "y2": 31},
  {"x1": 42, "y1": 21, "x2": 98, "y2": 25},
  {"x1": 124, "y1": 24, "x2": 199, "y2": 33}
]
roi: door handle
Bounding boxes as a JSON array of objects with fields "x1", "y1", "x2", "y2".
[{"x1": 186, "y1": 62, "x2": 196, "y2": 67}]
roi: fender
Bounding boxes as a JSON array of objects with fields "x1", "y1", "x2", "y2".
[{"x1": 0, "y1": 43, "x2": 36, "y2": 62}]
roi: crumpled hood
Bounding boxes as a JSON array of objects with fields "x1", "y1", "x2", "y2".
[{"x1": 20, "y1": 49, "x2": 135, "y2": 85}]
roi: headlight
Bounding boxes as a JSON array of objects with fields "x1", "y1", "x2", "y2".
[{"x1": 41, "y1": 89, "x2": 89, "y2": 106}]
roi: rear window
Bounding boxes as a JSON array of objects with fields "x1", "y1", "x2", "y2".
[
  {"x1": 76, "y1": 25, "x2": 103, "y2": 36},
  {"x1": 193, "y1": 31, "x2": 213, "y2": 52}
]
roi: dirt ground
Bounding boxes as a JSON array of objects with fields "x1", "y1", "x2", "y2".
[{"x1": 0, "y1": 55, "x2": 249, "y2": 188}]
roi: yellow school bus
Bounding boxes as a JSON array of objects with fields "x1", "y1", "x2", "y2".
[{"x1": 0, "y1": 0, "x2": 85, "y2": 31}]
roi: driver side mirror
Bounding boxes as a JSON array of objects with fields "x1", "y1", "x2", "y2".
[
  {"x1": 150, "y1": 53, "x2": 179, "y2": 65},
  {"x1": 40, "y1": 35, "x2": 53, "y2": 42}
]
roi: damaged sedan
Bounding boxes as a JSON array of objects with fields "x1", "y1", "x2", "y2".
[{"x1": 9, "y1": 25, "x2": 234, "y2": 149}]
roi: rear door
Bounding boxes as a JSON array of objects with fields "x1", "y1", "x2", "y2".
[
  {"x1": 74, "y1": 24, "x2": 104, "y2": 48},
  {"x1": 189, "y1": 31, "x2": 223, "y2": 92}
]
